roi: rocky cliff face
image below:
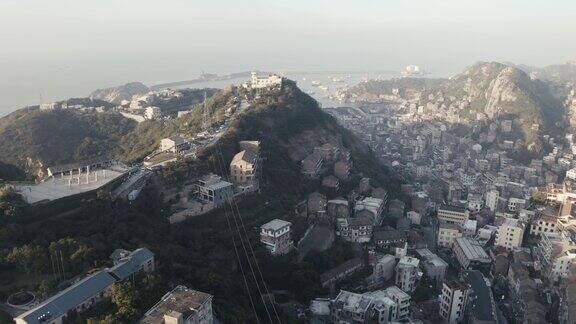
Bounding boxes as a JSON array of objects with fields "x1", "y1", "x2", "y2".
[
  {"x1": 348, "y1": 62, "x2": 567, "y2": 152},
  {"x1": 90, "y1": 82, "x2": 150, "y2": 104}
]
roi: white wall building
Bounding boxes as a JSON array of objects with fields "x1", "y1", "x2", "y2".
[
  {"x1": 495, "y1": 218, "x2": 526, "y2": 251},
  {"x1": 486, "y1": 189, "x2": 499, "y2": 212},
  {"x1": 260, "y1": 219, "x2": 293, "y2": 256},
  {"x1": 437, "y1": 204, "x2": 469, "y2": 226},
  {"x1": 249, "y1": 72, "x2": 283, "y2": 89},
  {"x1": 395, "y1": 256, "x2": 421, "y2": 293},
  {"x1": 439, "y1": 280, "x2": 468, "y2": 324},
  {"x1": 437, "y1": 222, "x2": 463, "y2": 248}
]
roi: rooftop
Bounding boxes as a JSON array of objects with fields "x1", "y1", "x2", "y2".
[
  {"x1": 439, "y1": 204, "x2": 467, "y2": 213},
  {"x1": 15, "y1": 271, "x2": 116, "y2": 324},
  {"x1": 398, "y1": 256, "x2": 420, "y2": 267},
  {"x1": 47, "y1": 156, "x2": 111, "y2": 174},
  {"x1": 261, "y1": 219, "x2": 291, "y2": 231},
  {"x1": 333, "y1": 290, "x2": 373, "y2": 314},
  {"x1": 141, "y1": 285, "x2": 213, "y2": 324},
  {"x1": 455, "y1": 237, "x2": 490, "y2": 262}
]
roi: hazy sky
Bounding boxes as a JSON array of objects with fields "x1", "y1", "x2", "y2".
[{"x1": 1, "y1": 0, "x2": 575, "y2": 115}]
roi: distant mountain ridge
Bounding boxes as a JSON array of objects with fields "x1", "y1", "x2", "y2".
[
  {"x1": 347, "y1": 61, "x2": 569, "y2": 152},
  {"x1": 90, "y1": 82, "x2": 150, "y2": 104}
]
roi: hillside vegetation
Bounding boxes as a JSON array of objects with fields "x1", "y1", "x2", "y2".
[
  {"x1": 348, "y1": 62, "x2": 568, "y2": 152},
  {"x1": 0, "y1": 79, "x2": 399, "y2": 322}
]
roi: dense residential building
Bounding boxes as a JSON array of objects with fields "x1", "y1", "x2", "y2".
[
  {"x1": 406, "y1": 210, "x2": 421, "y2": 225},
  {"x1": 141, "y1": 285, "x2": 213, "y2": 324},
  {"x1": 530, "y1": 215, "x2": 559, "y2": 237},
  {"x1": 338, "y1": 216, "x2": 373, "y2": 243},
  {"x1": 485, "y1": 189, "x2": 500, "y2": 212},
  {"x1": 415, "y1": 248, "x2": 448, "y2": 286},
  {"x1": 439, "y1": 280, "x2": 468, "y2": 324},
  {"x1": 533, "y1": 232, "x2": 576, "y2": 282},
  {"x1": 395, "y1": 256, "x2": 421, "y2": 293},
  {"x1": 327, "y1": 198, "x2": 350, "y2": 221},
  {"x1": 453, "y1": 237, "x2": 491, "y2": 269},
  {"x1": 373, "y1": 228, "x2": 407, "y2": 249},
  {"x1": 437, "y1": 222, "x2": 463, "y2": 248},
  {"x1": 355, "y1": 197, "x2": 385, "y2": 225},
  {"x1": 260, "y1": 219, "x2": 293, "y2": 255},
  {"x1": 437, "y1": 204, "x2": 469, "y2": 226},
  {"x1": 495, "y1": 218, "x2": 526, "y2": 251},
  {"x1": 331, "y1": 286, "x2": 411, "y2": 324},
  {"x1": 369, "y1": 254, "x2": 397, "y2": 285}
]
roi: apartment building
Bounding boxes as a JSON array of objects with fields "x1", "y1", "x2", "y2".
[
  {"x1": 415, "y1": 249, "x2": 448, "y2": 286},
  {"x1": 331, "y1": 286, "x2": 411, "y2": 324},
  {"x1": 437, "y1": 204, "x2": 469, "y2": 226},
  {"x1": 533, "y1": 232, "x2": 576, "y2": 282},
  {"x1": 439, "y1": 280, "x2": 468, "y2": 324},
  {"x1": 437, "y1": 222, "x2": 463, "y2": 248},
  {"x1": 338, "y1": 216, "x2": 373, "y2": 243},
  {"x1": 395, "y1": 256, "x2": 421, "y2": 293},
  {"x1": 530, "y1": 215, "x2": 559, "y2": 237},
  {"x1": 355, "y1": 197, "x2": 385, "y2": 225},
  {"x1": 495, "y1": 218, "x2": 526, "y2": 251}
]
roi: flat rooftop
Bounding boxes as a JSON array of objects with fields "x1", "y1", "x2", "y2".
[
  {"x1": 141, "y1": 286, "x2": 212, "y2": 324},
  {"x1": 261, "y1": 219, "x2": 291, "y2": 231},
  {"x1": 16, "y1": 168, "x2": 125, "y2": 204}
]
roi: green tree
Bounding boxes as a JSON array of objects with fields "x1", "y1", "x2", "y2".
[
  {"x1": 6, "y1": 245, "x2": 46, "y2": 274},
  {"x1": 109, "y1": 282, "x2": 139, "y2": 321},
  {"x1": 49, "y1": 238, "x2": 94, "y2": 273},
  {"x1": 38, "y1": 279, "x2": 57, "y2": 297}
]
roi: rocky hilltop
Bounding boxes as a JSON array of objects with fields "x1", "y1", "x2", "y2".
[
  {"x1": 347, "y1": 62, "x2": 567, "y2": 153},
  {"x1": 90, "y1": 82, "x2": 150, "y2": 104}
]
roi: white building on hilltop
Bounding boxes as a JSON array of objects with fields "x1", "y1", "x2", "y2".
[{"x1": 247, "y1": 72, "x2": 283, "y2": 89}]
